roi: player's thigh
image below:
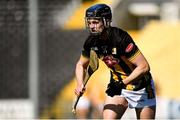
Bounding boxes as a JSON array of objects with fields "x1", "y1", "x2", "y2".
[
  {"x1": 76, "y1": 96, "x2": 90, "y2": 118},
  {"x1": 135, "y1": 105, "x2": 156, "y2": 119},
  {"x1": 103, "y1": 95, "x2": 128, "y2": 119}
]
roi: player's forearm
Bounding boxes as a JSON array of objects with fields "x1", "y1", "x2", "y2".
[
  {"x1": 75, "y1": 63, "x2": 85, "y2": 86},
  {"x1": 122, "y1": 64, "x2": 150, "y2": 85}
]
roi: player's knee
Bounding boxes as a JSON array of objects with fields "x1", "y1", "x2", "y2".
[
  {"x1": 136, "y1": 105, "x2": 156, "y2": 119},
  {"x1": 103, "y1": 103, "x2": 127, "y2": 119}
]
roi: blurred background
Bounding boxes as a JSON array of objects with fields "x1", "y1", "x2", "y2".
[{"x1": 0, "y1": 0, "x2": 180, "y2": 119}]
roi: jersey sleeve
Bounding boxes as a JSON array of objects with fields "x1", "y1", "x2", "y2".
[
  {"x1": 82, "y1": 47, "x2": 90, "y2": 58},
  {"x1": 119, "y1": 32, "x2": 140, "y2": 61},
  {"x1": 81, "y1": 37, "x2": 91, "y2": 58}
]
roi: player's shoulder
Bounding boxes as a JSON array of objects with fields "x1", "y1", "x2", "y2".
[
  {"x1": 83, "y1": 34, "x2": 95, "y2": 49},
  {"x1": 110, "y1": 27, "x2": 127, "y2": 36},
  {"x1": 109, "y1": 27, "x2": 129, "y2": 44},
  {"x1": 84, "y1": 35, "x2": 93, "y2": 44}
]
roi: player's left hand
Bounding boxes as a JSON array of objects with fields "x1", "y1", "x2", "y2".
[
  {"x1": 74, "y1": 84, "x2": 85, "y2": 96},
  {"x1": 105, "y1": 80, "x2": 126, "y2": 97}
]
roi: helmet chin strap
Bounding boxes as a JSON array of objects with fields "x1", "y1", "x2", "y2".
[
  {"x1": 89, "y1": 25, "x2": 103, "y2": 36},
  {"x1": 90, "y1": 27, "x2": 110, "y2": 41},
  {"x1": 90, "y1": 32, "x2": 101, "y2": 36},
  {"x1": 89, "y1": 27, "x2": 103, "y2": 36}
]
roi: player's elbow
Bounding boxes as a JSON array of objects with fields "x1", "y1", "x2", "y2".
[
  {"x1": 76, "y1": 61, "x2": 88, "y2": 69},
  {"x1": 141, "y1": 63, "x2": 150, "y2": 74},
  {"x1": 76, "y1": 61, "x2": 83, "y2": 70}
]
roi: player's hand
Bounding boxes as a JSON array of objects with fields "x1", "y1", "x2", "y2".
[
  {"x1": 105, "y1": 80, "x2": 126, "y2": 97},
  {"x1": 74, "y1": 84, "x2": 85, "y2": 96}
]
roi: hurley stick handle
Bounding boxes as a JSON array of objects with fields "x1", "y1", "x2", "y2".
[{"x1": 72, "y1": 50, "x2": 99, "y2": 115}]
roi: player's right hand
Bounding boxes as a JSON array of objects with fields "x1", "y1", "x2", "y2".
[
  {"x1": 105, "y1": 80, "x2": 125, "y2": 97},
  {"x1": 74, "y1": 84, "x2": 85, "y2": 96}
]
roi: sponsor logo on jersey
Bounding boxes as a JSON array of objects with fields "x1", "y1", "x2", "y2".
[
  {"x1": 92, "y1": 47, "x2": 98, "y2": 51},
  {"x1": 125, "y1": 43, "x2": 134, "y2": 53}
]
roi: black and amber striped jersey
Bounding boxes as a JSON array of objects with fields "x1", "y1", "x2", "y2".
[{"x1": 82, "y1": 27, "x2": 152, "y2": 91}]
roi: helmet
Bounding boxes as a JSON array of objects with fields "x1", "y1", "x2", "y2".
[
  {"x1": 85, "y1": 4, "x2": 112, "y2": 21},
  {"x1": 85, "y1": 4, "x2": 112, "y2": 28}
]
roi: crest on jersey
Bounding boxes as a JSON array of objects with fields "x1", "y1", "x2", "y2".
[{"x1": 112, "y1": 48, "x2": 117, "y2": 54}]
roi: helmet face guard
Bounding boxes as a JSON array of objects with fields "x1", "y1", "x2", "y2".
[
  {"x1": 85, "y1": 4, "x2": 112, "y2": 35},
  {"x1": 85, "y1": 17, "x2": 111, "y2": 35}
]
